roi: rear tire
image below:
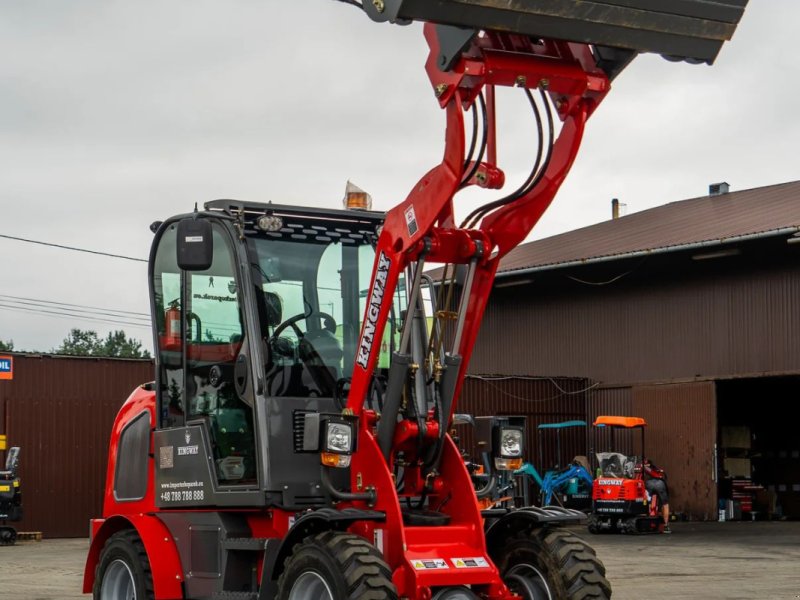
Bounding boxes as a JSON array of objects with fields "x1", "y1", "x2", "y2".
[
  {"x1": 277, "y1": 530, "x2": 397, "y2": 600},
  {"x1": 493, "y1": 528, "x2": 611, "y2": 600},
  {"x1": 93, "y1": 529, "x2": 154, "y2": 600}
]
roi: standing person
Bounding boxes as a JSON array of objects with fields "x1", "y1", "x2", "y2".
[{"x1": 643, "y1": 458, "x2": 671, "y2": 533}]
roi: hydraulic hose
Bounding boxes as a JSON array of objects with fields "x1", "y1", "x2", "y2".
[
  {"x1": 461, "y1": 87, "x2": 554, "y2": 229},
  {"x1": 475, "y1": 474, "x2": 497, "y2": 500},
  {"x1": 320, "y1": 466, "x2": 376, "y2": 506},
  {"x1": 459, "y1": 94, "x2": 488, "y2": 189}
]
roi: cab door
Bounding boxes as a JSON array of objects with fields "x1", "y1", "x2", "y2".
[{"x1": 150, "y1": 218, "x2": 262, "y2": 507}]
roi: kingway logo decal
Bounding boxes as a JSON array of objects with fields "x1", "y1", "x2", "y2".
[
  {"x1": 356, "y1": 252, "x2": 391, "y2": 369},
  {"x1": 178, "y1": 429, "x2": 199, "y2": 456}
]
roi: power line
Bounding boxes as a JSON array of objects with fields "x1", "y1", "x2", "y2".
[
  {"x1": 0, "y1": 233, "x2": 147, "y2": 263},
  {"x1": 0, "y1": 295, "x2": 239, "y2": 335},
  {"x1": 0, "y1": 302, "x2": 150, "y2": 330},
  {"x1": 0, "y1": 297, "x2": 150, "y2": 324},
  {"x1": 0, "y1": 294, "x2": 150, "y2": 318}
]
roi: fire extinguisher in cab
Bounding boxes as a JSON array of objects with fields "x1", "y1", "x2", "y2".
[{"x1": 165, "y1": 299, "x2": 181, "y2": 349}]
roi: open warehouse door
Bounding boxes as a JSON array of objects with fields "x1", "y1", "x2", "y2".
[{"x1": 717, "y1": 376, "x2": 800, "y2": 521}]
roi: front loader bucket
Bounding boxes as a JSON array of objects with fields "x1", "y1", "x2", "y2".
[{"x1": 364, "y1": 0, "x2": 749, "y2": 65}]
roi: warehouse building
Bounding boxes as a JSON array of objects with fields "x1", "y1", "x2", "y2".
[{"x1": 466, "y1": 179, "x2": 800, "y2": 521}]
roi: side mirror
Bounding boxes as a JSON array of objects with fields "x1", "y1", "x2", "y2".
[{"x1": 176, "y1": 218, "x2": 213, "y2": 271}]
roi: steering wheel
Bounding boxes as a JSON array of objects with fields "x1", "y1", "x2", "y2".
[{"x1": 270, "y1": 311, "x2": 337, "y2": 340}]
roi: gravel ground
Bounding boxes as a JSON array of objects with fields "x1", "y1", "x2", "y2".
[{"x1": 1, "y1": 521, "x2": 799, "y2": 599}]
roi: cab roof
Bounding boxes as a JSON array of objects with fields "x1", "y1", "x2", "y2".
[
  {"x1": 537, "y1": 420, "x2": 587, "y2": 430},
  {"x1": 593, "y1": 416, "x2": 647, "y2": 429}
]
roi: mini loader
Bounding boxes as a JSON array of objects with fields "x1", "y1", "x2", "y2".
[
  {"x1": 84, "y1": 2, "x2": 747, "y2": 598},
  {"x1": 588, "y1": 417, "x2": 662, "y2": 534},
  {"x1": 0, "y1": 446, "x2": 22, "y2": 545}
]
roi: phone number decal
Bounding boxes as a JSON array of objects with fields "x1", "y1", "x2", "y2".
[{"x1": 160, "y1": 489, "x2": 204, "y2": 502}]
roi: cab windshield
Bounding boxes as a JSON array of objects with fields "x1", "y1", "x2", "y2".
[{"x1": 247, "y1": 222, "x2": 385, "y2": 398}]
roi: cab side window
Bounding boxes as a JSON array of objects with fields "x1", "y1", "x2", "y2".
[
  {"x1": 153, "y1": 222, "x2": 256, "y2": 485},
  {"x1": 185, "y1": 225, "x2": 255, "y2": 485},
  {"x1": 153, "y1": 225, "x2": 184, "y2": 426}
]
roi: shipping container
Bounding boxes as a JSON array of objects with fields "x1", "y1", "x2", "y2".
[{"x1": 0, "y1": 353, "x2": 152, "y2": 537}]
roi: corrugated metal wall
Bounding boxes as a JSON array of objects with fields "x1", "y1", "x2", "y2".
[
  {"x1": 471, "y1": 261, "x2": 800, "y2": 383},
  {"x1": 632, "y1": 382, "x2": 717, "y2": 520},
  {"x1": 0, "y1": 354, "x2": 153, "y2": 537},
  {"x1": 458, "y1": 376, "x2": 592, "y2": 474},
  {"x1": 588, "y1": 387, "x2": 635, "y2": 457}
]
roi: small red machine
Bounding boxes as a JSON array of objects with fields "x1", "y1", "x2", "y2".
[{"x1": 588, "y1": 416, "x2": 663, "y2": 534}]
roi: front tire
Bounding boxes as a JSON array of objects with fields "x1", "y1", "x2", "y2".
[
  {"x1": 93, "y1": 529, "x2": 154, "y2": 600},
  {"x1": 277, "y1": 531, "x2": 398, "y2": 600},
  {"x1": 493, "y1": 528, "x2": 611, "y2": 600}
]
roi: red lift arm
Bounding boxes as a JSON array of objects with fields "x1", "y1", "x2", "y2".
[{"x1": 347, "y1": 27, "x2": 609, "y2": 436}]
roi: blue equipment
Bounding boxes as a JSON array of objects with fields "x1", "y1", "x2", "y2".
[
  {"x1": 515, "y1": 420, "x2": 594, "y2": 509},
  {"x1": 539, "y1": 462, "x2": 594, "y2": 507}
]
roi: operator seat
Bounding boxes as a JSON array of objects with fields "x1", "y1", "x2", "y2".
[
  {"x1": 263, "y1": 291, "x2": 283, "y2": 333},
  {"x1": 256, "y1": 288, "x2": 300, "y2": 396},
  {"x1": 256, "y1": 289, "x2": 292, "y2": 358},
  {"x1": 254, "y1": 289, "x2": 283, "y2": 337},
  {"x1": 0, "y1": 447, "x2": 19, "y2": 480}
]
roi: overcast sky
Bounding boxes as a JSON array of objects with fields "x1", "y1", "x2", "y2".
[{"x1": 1, "y1": 1, "x2": 795, "y2": 353}]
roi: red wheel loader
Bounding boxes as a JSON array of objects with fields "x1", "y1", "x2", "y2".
[{"x1": 84, "y1": 2, "x2": 747, "y2": 599}]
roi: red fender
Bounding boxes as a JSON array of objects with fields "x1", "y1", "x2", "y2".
[{"x1": 83, "y1": 514, "x2": 184, "y2": 599}]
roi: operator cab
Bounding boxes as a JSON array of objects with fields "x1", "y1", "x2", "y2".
[{"x1": 148, "y1": 200, "x2": 388, "y2": 508}]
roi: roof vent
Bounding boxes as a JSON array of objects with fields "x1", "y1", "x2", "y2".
[
  {"x1": 709, "y1": 182, "x2": 730, "y2": 196},
  {"x1": 611, "y1": 198, "x2": 627, "y2": 219}
]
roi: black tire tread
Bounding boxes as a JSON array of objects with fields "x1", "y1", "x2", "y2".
[
  {"x1": 277, "y1": 531, "x2": 397, "y2": 600},
  {"x1": 537, "y1": 529, "x2": 611, "y2": 599},
  {"x1": 95, "y1": 529, "x2": 154, "y2": 600}
]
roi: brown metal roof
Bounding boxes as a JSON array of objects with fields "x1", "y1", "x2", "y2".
[{"x1": 498, "y1": 180, "x2": 800, "y2": 275}]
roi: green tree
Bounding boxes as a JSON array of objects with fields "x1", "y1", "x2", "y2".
[
  {"x1": 55, "y1": 329, "x2": 151, "y2": 359},
  {"x1": 0, "y1": 339, "x2": 13, "y2": 352},
  {"x1": 100, "y1": 330, "x2": 151, "y2": 359},
  {"x1": 56, "y1": 329, "x2": 101, "y2": 356}
]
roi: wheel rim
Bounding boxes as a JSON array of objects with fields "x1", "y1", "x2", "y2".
[
  {"x1": 100, "y1": 559, "x2": 136, "y2": 600},
  {"x1": 505, "y1": 563, "x2": 554, "y2": 600},
  {"x1": 288, "y1": 571, "x2": 335, "y2": 600}
]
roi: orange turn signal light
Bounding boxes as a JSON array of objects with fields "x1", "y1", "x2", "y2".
[
  {"x1": 321, "y1": 452, "x2": 352, "y2": 468},
  {"x1": 494, "y1": 458, "x2": 523, "y2": 471}
]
